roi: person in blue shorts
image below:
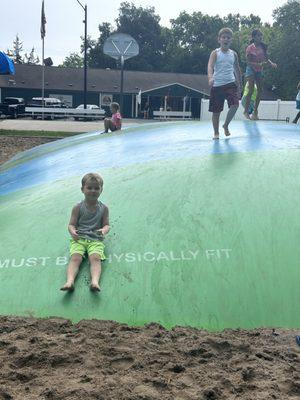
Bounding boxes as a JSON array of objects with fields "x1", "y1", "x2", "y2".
[{"x1": 243, "y1": 29, "x2": 277, "y2": 120}]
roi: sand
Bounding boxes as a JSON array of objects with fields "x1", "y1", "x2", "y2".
[
  {"x1": 0, "y1": 316, "x2": 299, "y2": 400},
  {"x1": 0, "y1": 136, "x2": 57, "y2": 165}
]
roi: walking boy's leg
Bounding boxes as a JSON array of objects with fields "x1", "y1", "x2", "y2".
[
  {"x1": 212, "y1": 112, "x2": 221, "y2": 139},
  {"x1": 223, "y1": 105, "x2": 238, "y2": 136},
  {"x1": 252, "y1": 77, "x2": 262, "y2": 120},
  {"x1": 89, "y1": 254, "x2": 102, "y2": 291},
  {"x1": 244, "y1": 79, "x2": 254, "y2": 119},
  {"x1": 293, "y1": 111, "x2": 300, "y2": 124},
  {"x1": 60, "y1": 254, "x2": 82, "y2": 291}
]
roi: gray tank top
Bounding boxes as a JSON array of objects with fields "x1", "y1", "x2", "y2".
[{"x1": 76, "y1": 201, "x2": 106, "y2": 241}]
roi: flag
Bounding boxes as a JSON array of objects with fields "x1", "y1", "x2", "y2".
[{"x1": 40, "y1": 0, "x2": 46, "y2": 39}]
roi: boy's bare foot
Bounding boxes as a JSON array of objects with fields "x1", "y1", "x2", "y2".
[
  {"x1": 213, "y1": 133, "x2": 220, "y2": 140},
  {"x1": 60, "y1": 283, "x2": 75, "y2": 292},
  {"x1": 90, "y1": 283, "x2": 101, "y2": 292},
  {"x1": 243, "y1": 112, "x2": 251, "y2": 120},
  {"x1": 251, "y1": 112, "x2": 259, "y2": 120},
  {"x1": 223, "y1": 125, "x2": 231, "y2": 137}
]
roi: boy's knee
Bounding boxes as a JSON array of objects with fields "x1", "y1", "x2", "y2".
[
  {"x1": 70, "y1": 254, "x2": 83, "y2": 263},
  {"x1": 89, "y1": 254, "x2": 101, "y2": 262},
  {"x1": 247, "y1": 82, "x2": 254, "y2": 91}
]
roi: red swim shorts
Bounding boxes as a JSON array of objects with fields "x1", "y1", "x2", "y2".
[{"x1": 209, "y1": 82, "x2": 239, "y2": 113}]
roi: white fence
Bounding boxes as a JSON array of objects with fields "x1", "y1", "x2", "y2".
[
  {"x1": 25, "y1": 107, "x2": 105, "y2": 120},
  {"x1": 200, "y1": 99, "x2": 296, "y2": 121},
  {"x1": 153, "y1": 110, "x2": 192, "y2": 119}
]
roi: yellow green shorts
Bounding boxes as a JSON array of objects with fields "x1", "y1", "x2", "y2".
[{"x1": 70, "y1": 238, "x2": 106, "y2": 260}]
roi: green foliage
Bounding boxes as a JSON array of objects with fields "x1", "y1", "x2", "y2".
[
  {"x1": 7, "y1": 35, "x2": 41, "y2": 65},
  {"x1": 86, "y1": 24, "x2": 116, "y2": 69},
  {"x1": 24, "y1": 47, "x2": 40, "y2": 65},
  {"x1": 268, "y1": 0, "x2": 300, "y2": 98},
  {"x1": 60, "y1": 52, "x2": 84, "y2": 68},
  {"x1": 61, "y1": 0, "x2": 299, "y2": 99},
  {"x1": 115, "y1": 2, "x2": 165, "y2": 71},
  {"x1": 8, "y1": 35, "x2": 24, "y2": 64}
]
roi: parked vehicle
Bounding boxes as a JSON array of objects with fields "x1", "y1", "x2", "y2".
[
  {"x1": 74, "y1": 104, "x2": 105, "y2": 120},
  {"x1": 27, "y1": 97, "x2": 67, "y2": 119},
  {"x1": 76, "y1": 104, "x2": 100, "y2": 110},
  {"x1": 27, "y1": 97, "x2": 67, "y2": 108},
  {"x1": 0, "y1": 97, "x2": 26, "y2": 119}
]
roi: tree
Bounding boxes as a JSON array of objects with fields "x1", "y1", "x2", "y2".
[
  {"x1": 59, "y1": 1, "x2": 299, "y2": 100},
  {"x1": 7, "y1": 35, "x2": 41, "y2": 65},
  {"x1": 268, "y1": 0, "x2": 300, "y2": 98},
  {"x1": 165, "y1": 11, "x2": 224, "y2": 74},
  {"x1": 114, "y1": 2, "x2": 165, "y2": 71},
  {"x1": 86, "y1": 23, "x2": 116, "y2": 69},
  {"x1": 76, "y1": 3, "x2": 166, "y2": 71},
  {"x1": 11, "y1": 34, "x2": 24, "y2": 64},
  {"x1": 24, "y1": 47, "x2": 40, "y2": 65},
  {"x1": 61, "y1": 52, "x2": 84, "y2": 68}
]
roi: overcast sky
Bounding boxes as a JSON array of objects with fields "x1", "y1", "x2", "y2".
[{"x1": 1, "y1": 0, "x2": 287, "y2": 65}]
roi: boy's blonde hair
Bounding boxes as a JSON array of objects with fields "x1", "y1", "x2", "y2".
[
  {"x1": 218, "y1": 28, "x2": 233, "y2": 38},
  {"x1": 110, "y1": 102, "x2": 120, "y2": 111},
  {"x1": 81, "y1": 173, "x2": 103, "y2": 188}
]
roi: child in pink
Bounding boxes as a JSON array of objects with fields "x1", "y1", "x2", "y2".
[
  {"x1": 104, "y1": 102, "x2": 122, "y2": 133},
  {"x1": 243, "y1": 29, "x2": 277, "y2": 120}
]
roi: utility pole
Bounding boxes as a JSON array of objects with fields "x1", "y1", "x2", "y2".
[{"x1": 76, "y1": 0, "x2": 87, "y2": 109}]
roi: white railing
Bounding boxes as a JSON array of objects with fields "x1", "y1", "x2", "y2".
[
  {"x1": 25, "y1": 107, "x2": 106, "y2": 120},
  {"x1": 200, "y1": 99, "x2": 296, "y2": 121},
  {"x1": 153, "y1": 110, "x2": 192, "y2": 119}
]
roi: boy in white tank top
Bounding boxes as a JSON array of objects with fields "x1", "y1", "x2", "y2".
[{"x1": 207, "y1": 28, "x2": 242, "y2": 139}]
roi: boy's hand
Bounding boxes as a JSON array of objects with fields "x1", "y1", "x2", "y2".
[
  {"x1": 208, "y1": 77, "x2": 214, "y2": 87},
  {"x1": 97, "y1": 226, "x2": 109, "y2": 237},
  {"x1": 270, "y1": 62, "x2": 277, "y2": 69},
  {"x1": 96, "y1": 229, "x2": 105, "y2": 237},
  {"x1": 70, "y1": 228, "x2": 79, "y2": 241},
  {"x1": 237, "y1": 83, "x2": 242, "y2": 99}
]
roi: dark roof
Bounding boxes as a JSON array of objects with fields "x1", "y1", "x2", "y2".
[
  {"x1": 0, "y1": 65, "x2": 211, "y2": 95},
  {"x1": 0, "y1": 64, "x2": 277, "y2": 100}
]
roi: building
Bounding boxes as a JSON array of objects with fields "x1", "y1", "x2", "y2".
[{"x1": 0, "y1": 64, "x2": 277, "y2": 118}]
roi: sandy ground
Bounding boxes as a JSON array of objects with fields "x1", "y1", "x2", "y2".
[
  {"x1": 0, "y1": 136, "x2": 57, "y2": 165},
  {"x1": 0, "y1": 316, "x2": 299, "y2": 400},
  {"x1": 1, "y1": 120, "x2": 299, "y2": 399}
]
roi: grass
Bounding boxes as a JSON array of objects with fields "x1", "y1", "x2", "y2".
[{"x1": 0, "y1": 129, "x2": 84, "y2": 138}]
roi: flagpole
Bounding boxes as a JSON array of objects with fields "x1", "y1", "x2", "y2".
[
  {"x1": 42, "y1": 36, "x2": 45, "y2": 120},
  {"x1": 40, "y1": 0, "x2": 46, "y2": 120}
]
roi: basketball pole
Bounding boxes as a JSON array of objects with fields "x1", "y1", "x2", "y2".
[{"x1": 120, "y1": 56, "x2": 124, "y2": 114}]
